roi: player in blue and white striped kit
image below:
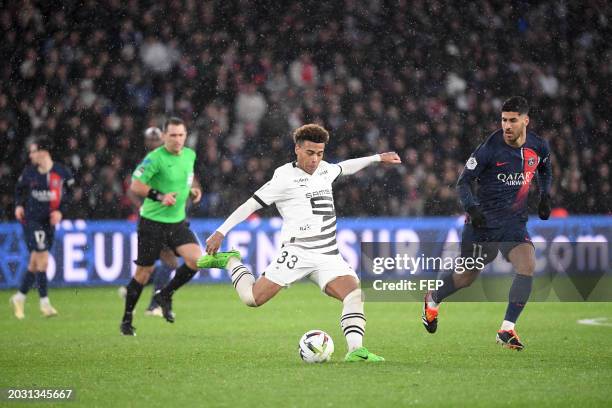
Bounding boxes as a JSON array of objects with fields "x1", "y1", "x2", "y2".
[
  {"x1": 10, "y1": 138, "x2": 74, "y2": 319},
  {"x1": 422, "y1": 97, "x2": 553, "y2": 350}
]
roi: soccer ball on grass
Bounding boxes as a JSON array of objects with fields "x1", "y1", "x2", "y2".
[{"x1": 298, "y1": 330, "x2": 334, "y2": 363}]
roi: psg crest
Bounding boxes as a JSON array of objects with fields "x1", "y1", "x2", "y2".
[{"x1": 527, "y1": 157, "x2": 536, "y2": 167}]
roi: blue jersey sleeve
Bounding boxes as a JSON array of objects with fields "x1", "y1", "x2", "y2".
[
  {"x1": 59, "y1": 167, "x2": 76, "y2": 215},
  {"x1": 14, "y1": 168, "x2": 30, "y2": 208},
  {"x1": 456, "y1": 142, "x2": 492, "y2": 211},
  {"x1": 536, "y1": 139, "x2": 552, "y2": 197}
]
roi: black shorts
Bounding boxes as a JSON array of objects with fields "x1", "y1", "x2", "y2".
[
  {"x1": 460, "y1": 223, "x2": 534, "y2": 267},
  {"x1": 134, "y1": 217, "x2": 198, "y2": 267},
  {"x1": 23, "y1": 221, "x2": 55, "y2": 252}
]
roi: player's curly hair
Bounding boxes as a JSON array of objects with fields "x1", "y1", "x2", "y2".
[{"x1": 293, "y1": 124, "x2": 330, "y2": 145}]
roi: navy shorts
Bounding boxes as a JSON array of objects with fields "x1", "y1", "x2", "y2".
[
  {"x1": 134, "y1": 217, "x2": 198, "y2": 267},
  {"x1": 460, "y1": 223, "x2": 533, "y2": 267},
  {"x1": 22, "y1": 221, "x2": 55, "y2": 252}
]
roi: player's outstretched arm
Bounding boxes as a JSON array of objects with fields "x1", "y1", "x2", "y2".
[
  {"x1": 206, "y1": 197, "x2": 263, "y2": 254},
  {"x1": 338, "y1": 152, "x2": 401, "y2": 176},
  {"x1": 378, "y1": 152, "x2": 402, "y2": 164}
]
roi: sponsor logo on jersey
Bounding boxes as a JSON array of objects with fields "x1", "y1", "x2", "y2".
[
  {"x1": 293, "y1": 177, "x2": 309, "y2": 183},
  {"x1": 31, "y1": 189, "x2": 58, "y2": 202},
  {"x1": 305, "y1": 188, "x2": 332, "y2": 198},
  {"x1": 497, "y1": 171, "x2": 535, "y2": 186}
]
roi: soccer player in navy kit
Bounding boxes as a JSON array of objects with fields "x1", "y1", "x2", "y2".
[
  {"x1": 10, "y1": 138, "x2": 75, "y2": 319},
  {"x1": 422, "y1": 96, "x2": 552, "y2": 350}
]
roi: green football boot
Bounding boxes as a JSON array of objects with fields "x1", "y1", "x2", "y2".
[
  {"x1": 344, "y1": 347, "x2": 385, "y2": 362},
  {"x1": 197, "y1": 250, "x2": 242, "y2": 269}
]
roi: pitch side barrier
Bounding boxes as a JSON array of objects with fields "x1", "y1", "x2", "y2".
[{"x1": 0, "y1": 216, "x2": 610, "y2": 300}]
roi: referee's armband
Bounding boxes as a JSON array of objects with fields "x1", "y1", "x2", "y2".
[{"x1": 147, "y1": 189, "x2": 164, "y2": 202}]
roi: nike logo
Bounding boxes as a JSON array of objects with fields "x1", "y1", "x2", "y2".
[{"x1": 496, "y1": 162, "x2": 509, "y2": 167}]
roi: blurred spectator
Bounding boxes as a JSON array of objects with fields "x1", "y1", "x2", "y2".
[{"x1": 1, "y1": 0, "x2": 610, "y2": 221}]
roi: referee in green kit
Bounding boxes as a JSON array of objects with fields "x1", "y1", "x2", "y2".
[{"x1": 120, "y1": 117, "x2": 203, "y2": 336}]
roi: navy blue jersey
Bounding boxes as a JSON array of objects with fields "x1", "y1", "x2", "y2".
[
  {"x1": 457, "y1": 129, "x2": 552, "y2": 228},
  {"x1": 15, "y1": 163, "x2": 75, "y2": 223}
]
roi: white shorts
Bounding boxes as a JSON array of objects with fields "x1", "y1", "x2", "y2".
[{"x1": 263, "y1": 245, "x2": 358, "y2": 290}]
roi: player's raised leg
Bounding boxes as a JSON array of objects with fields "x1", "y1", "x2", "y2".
[
  {"x1": 197, "y1": 249, "x2": 282, "y2": 307},
  {"x1": 497, "y1": 243, "x2": 535, "y2": 351},
  {"x1": 325, "y1": 275, "x2": 384, "y2": 362}
]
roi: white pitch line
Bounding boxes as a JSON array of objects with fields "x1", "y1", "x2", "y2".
[{"x1": 577, "y1": 317, "x2": 612, "y2": 327}]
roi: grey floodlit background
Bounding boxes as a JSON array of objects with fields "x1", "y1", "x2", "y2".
[{"x1": 0, "y1": 0, "x2": 610, "y2": 221}]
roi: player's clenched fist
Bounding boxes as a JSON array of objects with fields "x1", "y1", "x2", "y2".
[{"x1": 379, "y1": 152, "x2": 401, "y2": 164}]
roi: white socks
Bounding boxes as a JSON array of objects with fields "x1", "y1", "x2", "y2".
[
  {"x1": 14, "y1": 292, "x2": 26, "y2": 301},
  {"x1": 426, "y1": 291, "x2": 439, "y2": 309},
  {"x1": 341, "y1": 289, "x2": 366, "y2": 352},
  {"x1": 227, "y1": 257, "x2": 257, "y2": 307},
  {"x1": 501, "y1": 320, "x2": 515, "y2": 331}
]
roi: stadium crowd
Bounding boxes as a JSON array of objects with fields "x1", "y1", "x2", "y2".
[{"x1": 0, "y1": 0, "x2": 610, "y2": 221}]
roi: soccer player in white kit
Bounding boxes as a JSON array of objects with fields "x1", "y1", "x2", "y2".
[{"x1": 198, "y1": 124, "x2": 401, "y2": 362}]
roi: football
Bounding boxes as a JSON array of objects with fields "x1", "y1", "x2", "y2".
[{"x1": 298, "y1": 330, "x2": 334, "y2": 363}]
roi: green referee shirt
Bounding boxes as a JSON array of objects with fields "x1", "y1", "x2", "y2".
[{"x1": 132, "y1": 146, "x2": 196, "y2": 223}]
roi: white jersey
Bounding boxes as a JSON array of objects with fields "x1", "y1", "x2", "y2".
[{"x1": 252, "y1": 161, "x2": 342, "y2": 255}]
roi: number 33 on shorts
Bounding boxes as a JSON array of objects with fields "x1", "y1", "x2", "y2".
[{"x1": 276, "y1": 250, "x2": 298, "y2": 269}]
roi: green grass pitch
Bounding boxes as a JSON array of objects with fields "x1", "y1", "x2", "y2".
[{"x1": 1, "y1": 284, "x2": 611, "y2": 407}]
